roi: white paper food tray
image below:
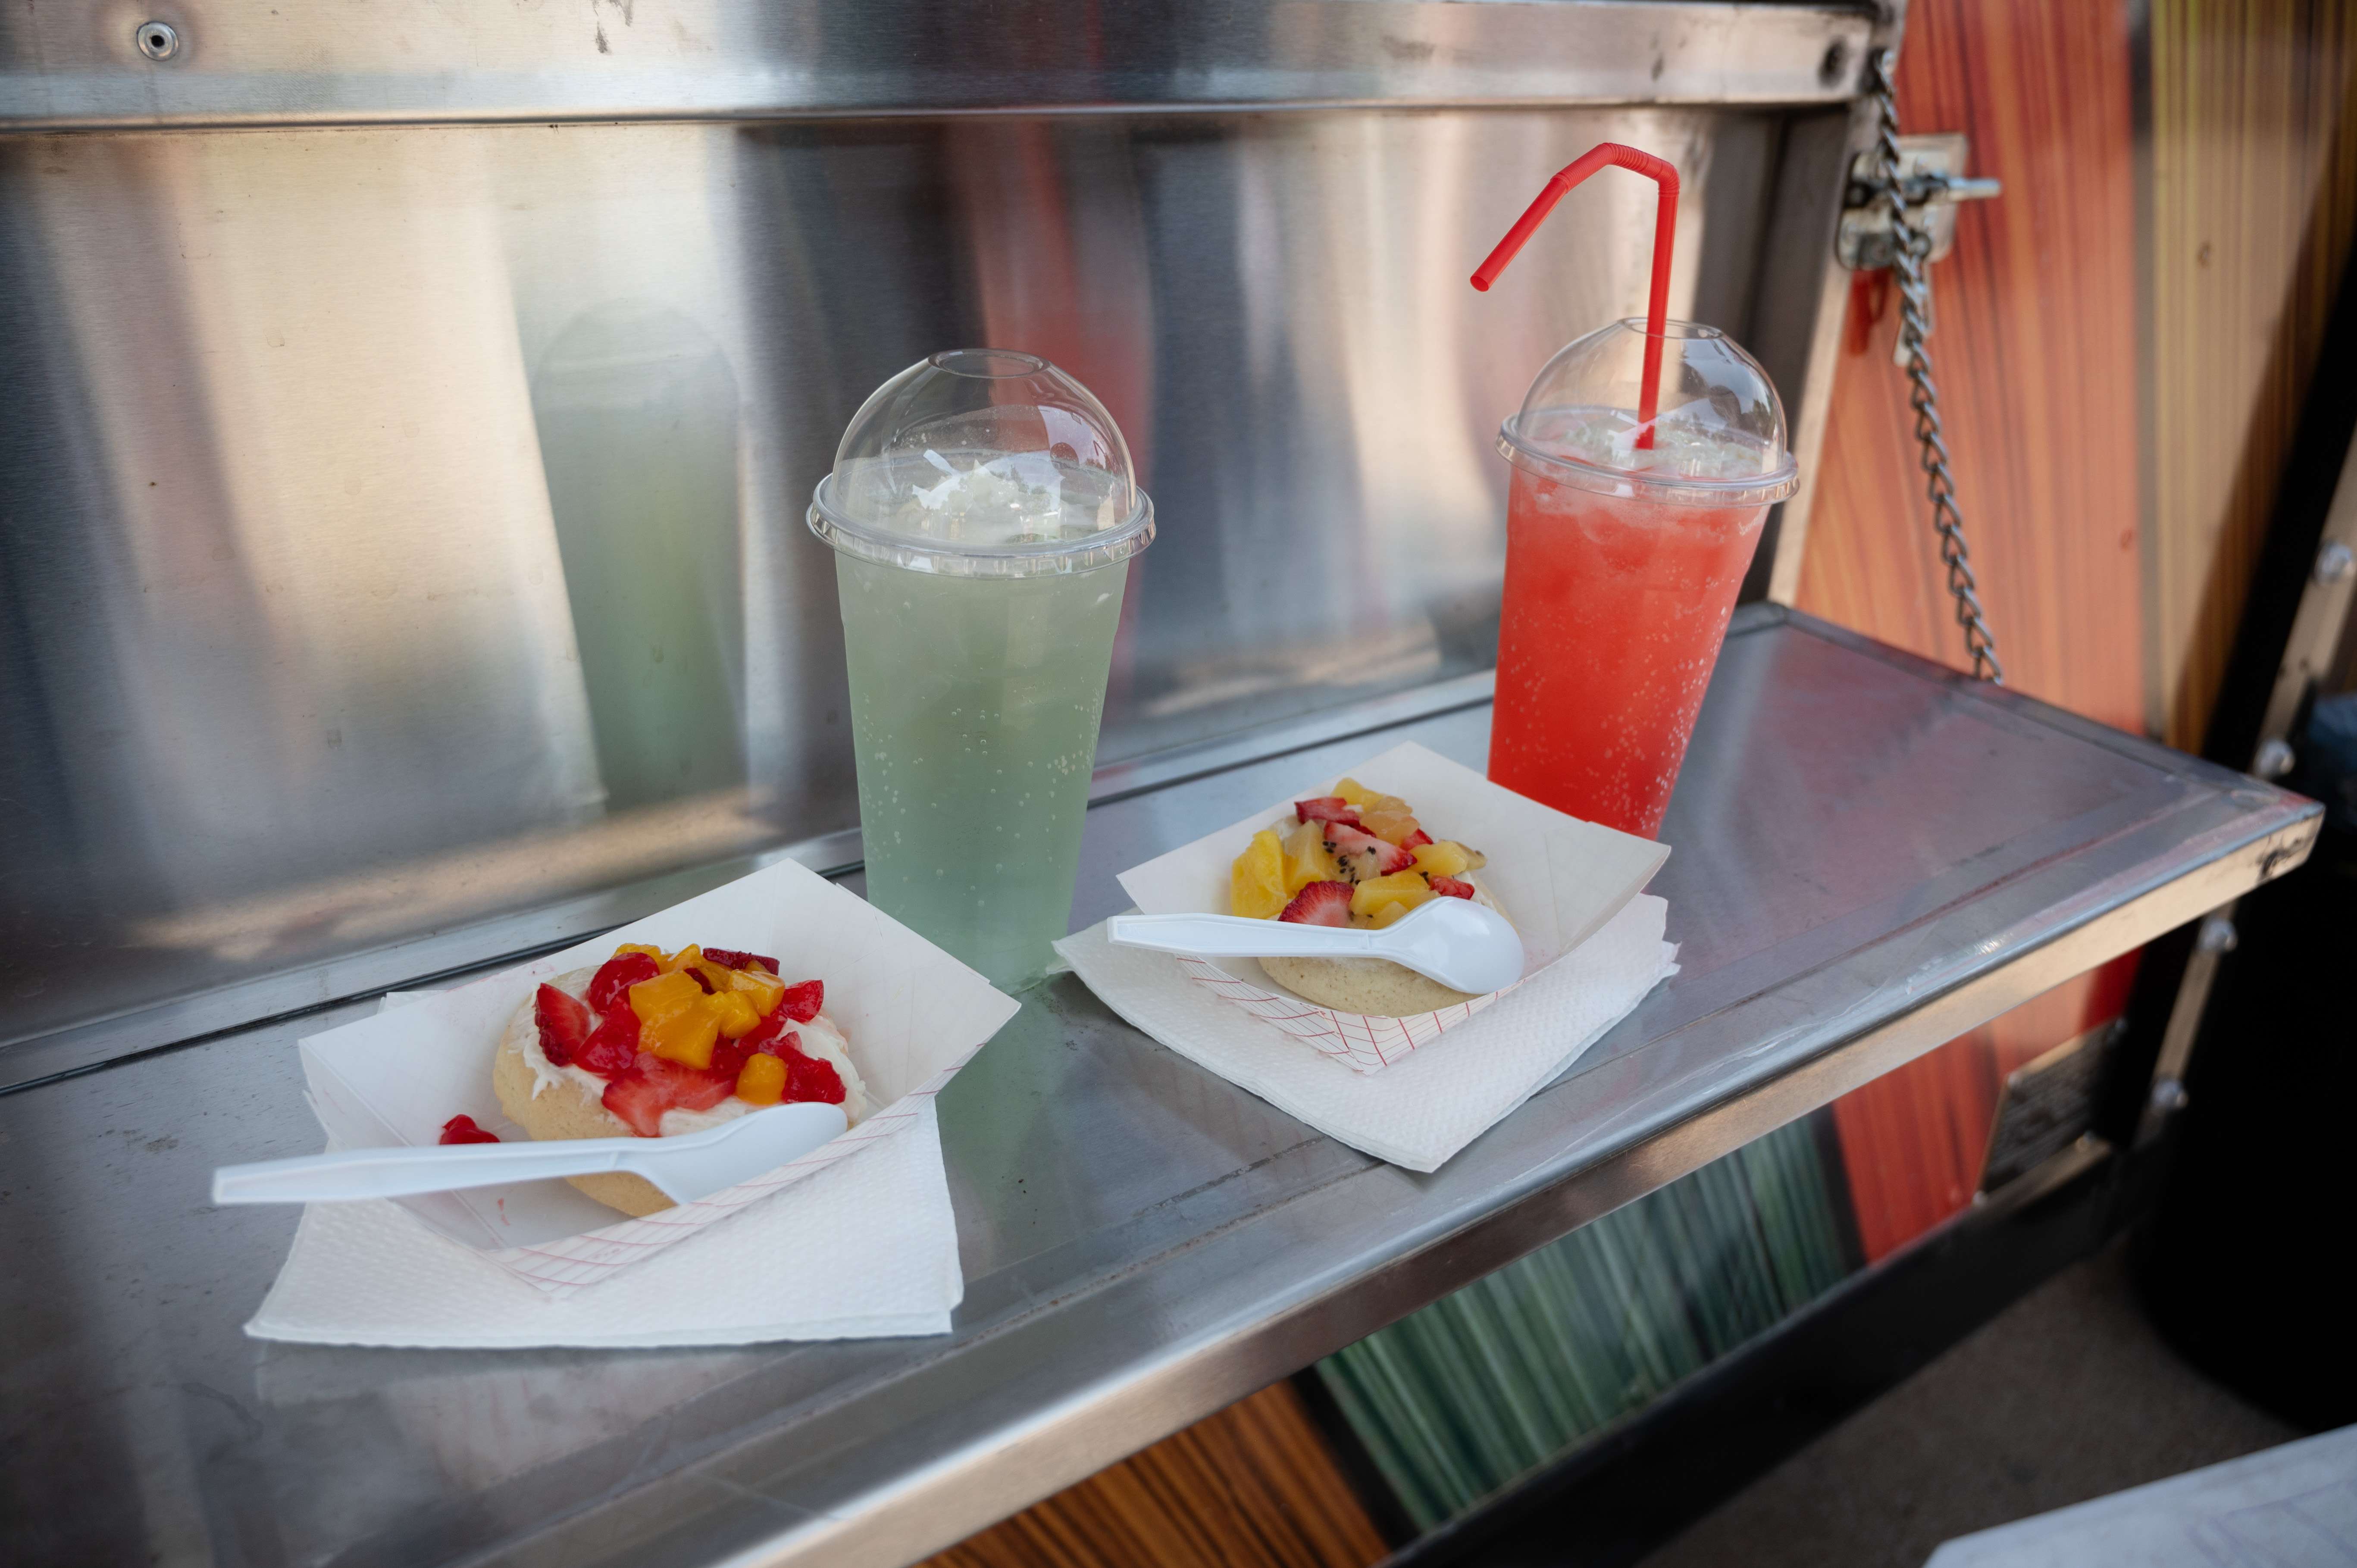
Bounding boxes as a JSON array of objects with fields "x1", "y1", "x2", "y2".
[
  {"x1": 1114, "y1": 742, "x2": 1667, "y2": 1073},
  {"x1": 294, "y1": 858, "x2": 1019, "y2": 1294}
]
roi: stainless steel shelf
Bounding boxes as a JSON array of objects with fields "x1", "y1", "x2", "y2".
[{"x1": 3, "y1": 609, "x2": 2317, "y2": 1568}]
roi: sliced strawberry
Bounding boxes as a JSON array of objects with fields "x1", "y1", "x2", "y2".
[
  {"x1": 438, "y1": 1114, "x2": 499, "y2": 1145},
  {"x1": 1277, "y1": 881, "x2": 1353, "y2": 926},
  {"x1": 702, "y1": 947, "x2": 779, "y2": 974},
  {"x1": 740, "y1": 1007, "x2": 792, "y2": 1052},
  {"x1": 600, "y1": 1056, "x2": 734, "y2": 1136},
  {"x1": 586, "y1": 951, "x2": 662, "y2": 1015},
  {"x1": 534, "y1": 984, "x2": 593, "y2": 1067},
  {"x1": 708, "y1": 1033, "x2": 754, "y2": 1083},
  {"x1": 1399, "y1": 828, "x2": 1434, "y2": 850},
  {"x1": 601, "y1": 1071, "x2": 667, "y2": 1137},
  {"x1": 1323, "y1": 822, "x2": 1417, "y2": 880},
  {"x1": 779, "y1": 1041, "x2": 846, "y2": 1105},
  {"x1": 1428, "y1": 874, "x2": 1477, "y2": 900},
  {"x1": 575, "y1": 1004, "x2": 642, "y2": 1077},
  {"x1": 756, "y1": 1027, "x2": 800, "y2": 1058},
  {"x1": 1293, "y1": 796, "x2": 1362, "y2": 826},
  {"x1": 682, "y1": 965, "x2": 716, "y2": 995},
  {"x1": 779, "y1": 979, "x2": 824, "y2": 1023},
  {"x1": 641, "y1": 1056, "x2": 734, "y2": 1113}
]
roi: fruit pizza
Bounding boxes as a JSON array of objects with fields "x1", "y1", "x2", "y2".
[
  {"x1": 1227, "y1": 777, "x2": 1503, "y2": 1016},
  {"x1": 474, "y1": 943, "x2": 871, "y2": 1216}
]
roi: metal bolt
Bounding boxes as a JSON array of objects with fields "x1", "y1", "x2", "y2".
[
  {"x1": 2149, "y1": 1077, "x2": 2190, "y2": 1115},
  {"x1": 136, "y1": 21, "x2": 179, "y2": 60},
  {"x1": 2319, "y1": 540, "x2": 2355, "y2": 587},
  {"x1": 2254, "y1": 737, "x2": 2297, "y2": 778},
  {"x1": 2196, "y1": 914, "x2": 2238, "y2": 954}
]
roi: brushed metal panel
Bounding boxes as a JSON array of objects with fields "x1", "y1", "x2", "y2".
[
  {"x1": 0, "y1": 1, "x2": 1872, "y2": 130},
  {"x1": 0, "y1": 106, "x2": 1788, "y2": 1047}
]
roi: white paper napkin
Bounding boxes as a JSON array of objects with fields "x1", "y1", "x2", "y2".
[
  {"x1": 291, "y1": 857, "x2": 1015, "y2": 1294},
  {"x1": 244, "y1": 989, "x2": 966, "y2": 1348},
  {"x1": 1057, "y1": 894, "x2": 1677, "y2": 1172},
  {"x1": 246, "y1": 1095, "x2": 963, "y2": 1348},
  {"x1": 1113, "y1": 740, "x2": 1668, "y2": 1074}
]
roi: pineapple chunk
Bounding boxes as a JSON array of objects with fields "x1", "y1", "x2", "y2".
[
  {"x1": 1334, "y1": 777, "x2": 1418, "y2": 840},
  {"x1": 1412, "y1": 840, "x2": 1474, "y2": 879},
  {"x1": 1281, "y1": 818, "x2": 1340, "y2": 892},
  {"x1": 1351, "y1": 870, "x2": 1433, "y2": 922},
  {"x1": 1230, "y1": 828, "x2": 1289, "y2": 919}
]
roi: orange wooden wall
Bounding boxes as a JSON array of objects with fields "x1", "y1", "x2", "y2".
[
  {"x1": 920, "y1": 1383, "x2": 1387, "y2": 1568},
  {"x1": 1803, "y1": 0, "x2": 2357, "y2": 1258},
  {"x1": 1797, "y1": 0, "x2": 2144, "y2": 726},
  {"x1": 1797, "y1": 0, "x2": 2145, "y2": 1259}
]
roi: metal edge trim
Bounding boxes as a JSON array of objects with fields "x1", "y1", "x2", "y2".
[{"x1": 0, "y1": 90, "x2": 1872, "y2": 137}]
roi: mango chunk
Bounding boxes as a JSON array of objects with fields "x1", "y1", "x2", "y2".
[
  {"x1": 629, "y1": 969, "x2": 705, "y2": 1023},
  {"x1": 645, "y1": 1009, "x2": 720, "y2": 1070},
  {"x1": 629, "y1": 970, "x2": 722, "y2": 1068},
  {"x1": 728, "y1": 964, "x2": 786, "y2": 1016},
  {"x1": 736, "y1": 1052, "x2": 787, "y2": 1105},
  {"x1": 709, "y1": 991, "x2": 763, "y2": 1039}
]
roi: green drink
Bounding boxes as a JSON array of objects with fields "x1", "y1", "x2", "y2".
[
  {"x1": 809, "y1": 351, "x2": 1156, "y2": 988},
  {"x1": 836, "y1": 556, "x2": 1126, "y2": 985}
]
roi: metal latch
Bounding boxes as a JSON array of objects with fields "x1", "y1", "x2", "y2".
[{"x1": 1837, "y1": 133, "x2": 2001, "y2": 271}]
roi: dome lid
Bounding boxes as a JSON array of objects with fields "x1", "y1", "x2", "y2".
[
  {"x1": 1499, "y1": 318, "x2": 1800, "y2": 507},
  {"x1": 808, "y1": 349, "x2": 1154, "y2": 576}
]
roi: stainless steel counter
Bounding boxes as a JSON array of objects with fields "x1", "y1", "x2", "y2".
[{"x1": 3, "y1": 609, "x2": 2317, "y2": 1568}]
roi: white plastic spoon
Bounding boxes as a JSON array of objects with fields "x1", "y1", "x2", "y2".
[
  {"x1": 1108, "y1": 896, "x2": 1526, "y2": 996},
  {"x1": 210, "y1": 1102, "x2": 848, "y2": 1208}
]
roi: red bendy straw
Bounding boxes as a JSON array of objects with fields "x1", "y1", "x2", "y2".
[{"x1": 1471, "y1": 143, "x2": 1680, "y2": 448}]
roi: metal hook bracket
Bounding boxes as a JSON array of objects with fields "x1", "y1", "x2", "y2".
[{"x1": 1837, "y1": 132, "x2": 2000, "y2": 272}]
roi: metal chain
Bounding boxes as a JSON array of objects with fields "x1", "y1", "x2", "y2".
[{"x1": 1866, "y1": 47, "x2": 2004, "y2": 684}]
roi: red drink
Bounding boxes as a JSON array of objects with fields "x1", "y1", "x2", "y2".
[
  {"x1": 1470, "y1": 156, "x2": 1794, "y2": 837},
  {"x1": 1488, "y1": 465, "x2": 1769, "y2": 836},
  {"x1": 1482, "y1": 320, "x2": 1797, "y2": 839}
]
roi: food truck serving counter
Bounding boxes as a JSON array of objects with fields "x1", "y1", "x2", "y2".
[
  {"x1": 0, "y1": 3, "x2": 2323, "y2": 1562},
  {"x1": 3, "y1": 609, "x2": 2316, "y2": 1567}
]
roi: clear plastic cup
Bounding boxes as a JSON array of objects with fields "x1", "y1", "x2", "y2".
[
  {"x1": 1488, "y1": 318, "x2": 1799, "y2": 838},
  {"x1": 809, "y1": 350, "x2": 1155, "y2": 988}
]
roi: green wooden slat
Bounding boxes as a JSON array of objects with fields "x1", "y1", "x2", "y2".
[{"x1": 1314, "y1": 1118, "x2": 1857, "y2": 1525}]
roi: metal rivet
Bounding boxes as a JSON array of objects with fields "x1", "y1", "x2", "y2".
[
  {"x1": 136, "y1": 21, "x2": 179, "y2": 61},
  {"x1": 2196, "y1": 914, "x2": 2238, "y2": 954},
  {"x1": 2254, "y1": 737, "x2": 2297, "y2": 778},
  {"x1": 2149, "y1": 1077, "x2": 2189, "y2": 1114},
  {"x1": 2318, "y1": 540, "x2": 2355, "y2": 587}
]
